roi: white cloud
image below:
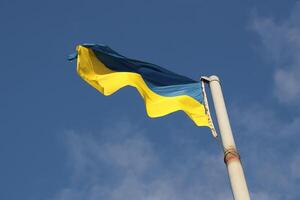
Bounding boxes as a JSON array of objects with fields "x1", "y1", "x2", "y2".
[
  {"x1": 230, "y1": 103, "x2": 300, "y2": 200},
  {"x1": 249, "y1": 7, "x2": 300, "y2": 198},
  {"x1": 252, "y1": 2, "x2": 300, "y2": 104},
  {"x1": 274, "y1": 68, "x2": 300, "y2": 103},
  {"x1": 53, "y1": 117, "x2": 300, "y2": 200},
  {"x1": 51, "y1": 123, "x2": 235, "y2": 200},
  {"x1": 231, "y1": 104, "x2": 300, "y2": 138}
]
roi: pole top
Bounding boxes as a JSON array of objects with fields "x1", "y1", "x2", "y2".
[
  {"x1": 200, "y1": 75, "x2": 220, "y2": 83},
  {"x1": 209, "y1": 75, "x2": 220, "y2": 82}
]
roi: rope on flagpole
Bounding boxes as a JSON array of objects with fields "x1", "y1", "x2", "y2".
[{"x1": 201, "y1": 77, "x2": 218, "y2": 138}]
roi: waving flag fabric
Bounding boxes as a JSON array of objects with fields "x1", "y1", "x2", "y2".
[{"x1": 69, "y1": 44, "x2": 210, "y2": 127}]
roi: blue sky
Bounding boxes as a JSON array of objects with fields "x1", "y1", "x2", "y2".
[{"x1": 1, "y1": 0, "x2": 300, "y2": 199}]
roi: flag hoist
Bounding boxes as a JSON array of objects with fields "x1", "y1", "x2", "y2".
[{"x1": 69, "y1": 44, "x2": 251, "y2": 200}]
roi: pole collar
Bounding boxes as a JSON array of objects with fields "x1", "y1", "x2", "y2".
[{"x1": 224, "y1": 148, "x2": 240, "y2": 164}]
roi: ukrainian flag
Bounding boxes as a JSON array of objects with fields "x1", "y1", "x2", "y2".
[{"x1": 69, "y1": 44, "x2": 210, "y2": 127}]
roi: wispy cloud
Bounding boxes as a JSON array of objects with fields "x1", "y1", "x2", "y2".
[
  {"x1": 232, "y1": 104, "x2": 300, "y2": 138},
  {"x1": 51, "y1": 122, "x2": 234, "y2": 200},
  {"x1": 52, "y1": 114, "x2": 299, "y2": 200},
  {"x1": 251, "y1": 2, "x2": 300, "y2": 105},
  {"x1": 230, "y1": 103, "x2": 300, "y2": 200},
  {"x1": 246, "y1": 6, "x2": 300, "y2": 198}
]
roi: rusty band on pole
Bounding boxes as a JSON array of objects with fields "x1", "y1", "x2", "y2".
[{"x1": 224, "y1": 148, "x2": 240, "y2": 164}]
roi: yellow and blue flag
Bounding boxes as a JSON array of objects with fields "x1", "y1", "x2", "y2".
[{"x1": 69, "y1": 44, "x2": 210, "y2": 127}]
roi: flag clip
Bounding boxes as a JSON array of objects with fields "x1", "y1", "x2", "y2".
[{"x1": 201, "y1": 77, "x2": 218, "y2": 138}]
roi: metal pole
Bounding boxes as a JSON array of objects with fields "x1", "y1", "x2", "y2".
[{"x1": 207, "y1": 75, "x2": 250, "y2": 200}]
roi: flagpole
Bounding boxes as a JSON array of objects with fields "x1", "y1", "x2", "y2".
[{"x1": 205, "y1": 75, "x2": 250, "y2": 200}]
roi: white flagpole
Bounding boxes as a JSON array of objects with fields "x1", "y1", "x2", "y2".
[{"x1": 204, "y1": 75, "x2": 250, "y2": 200}]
